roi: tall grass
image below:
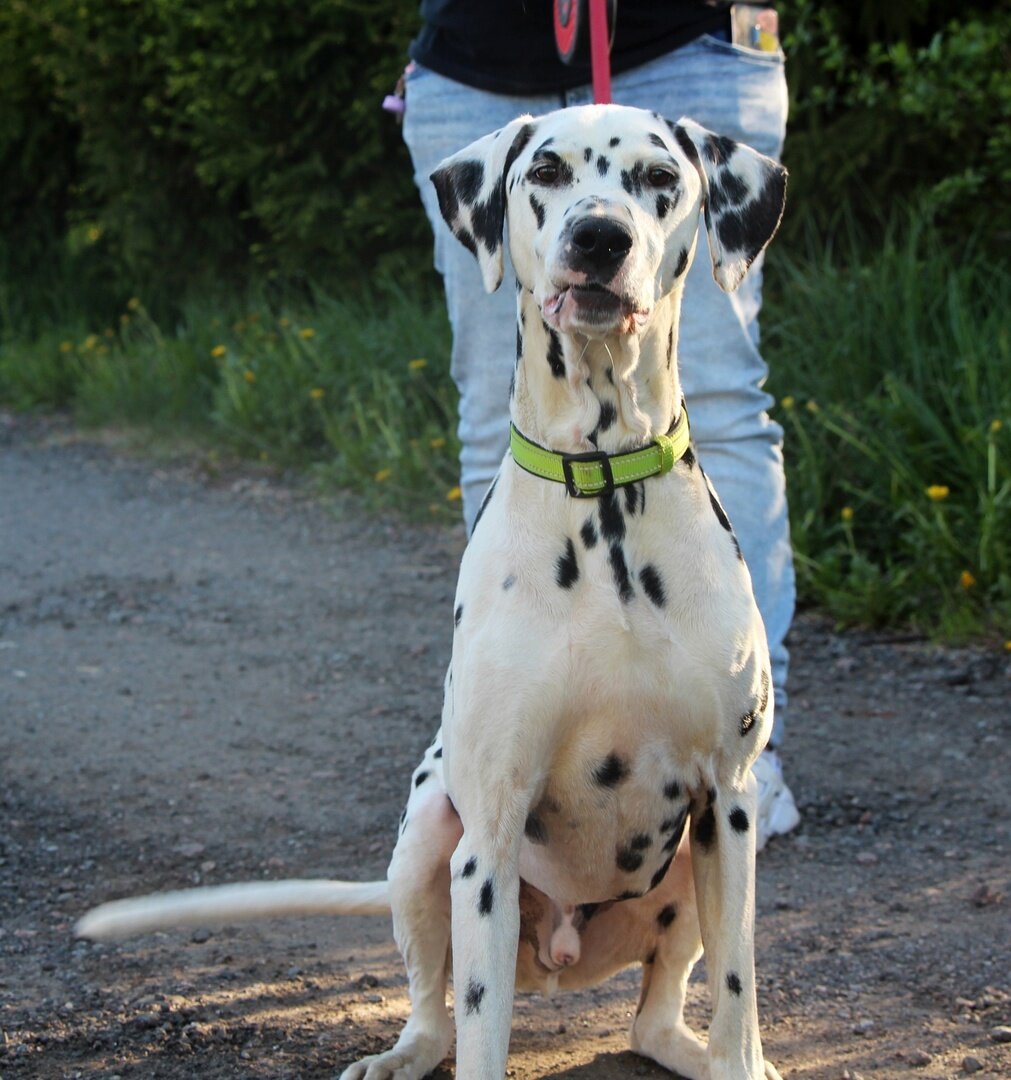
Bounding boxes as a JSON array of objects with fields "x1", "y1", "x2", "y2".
[
  {"x1": 764, "y1": 213, "x2": 1011, "y2": 638},
  {"x1": 1, "y1": 210, "x2": 1008, "y2": 639}
]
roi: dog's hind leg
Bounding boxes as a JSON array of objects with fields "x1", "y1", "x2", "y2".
[
  {"x1": 340, "y1": 750, "x2": 461, "y2": 1080},
  {"x1": 629, "y1": 847, "x2": 709, "y2": 1080},
  {"x1": 690, "y1": 773, "x2": 777, "y2": 1080}
]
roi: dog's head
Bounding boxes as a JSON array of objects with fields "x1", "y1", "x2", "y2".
[{"x1": 431, "y1": 105, "x2": 786, "y2": 337}]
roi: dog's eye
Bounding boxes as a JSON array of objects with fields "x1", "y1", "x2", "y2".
[
  {"x1": 646, "y1": 166, "x2": 677, "y2": 189},
  {"x1": 530, "y1": 163, "x2": 561, "y2": 185}
]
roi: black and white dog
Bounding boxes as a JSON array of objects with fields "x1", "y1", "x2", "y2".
[{"x1": 78, "y1": 105, "x2": 787, "y2": 1080}]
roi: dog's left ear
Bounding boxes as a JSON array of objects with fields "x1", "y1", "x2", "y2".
[
  {"x1": 430, "y1": 116, "x2": 539, "y2": 293},
  {"x1": 669, "y1": 117, "x2": 787, "y2": 292}
]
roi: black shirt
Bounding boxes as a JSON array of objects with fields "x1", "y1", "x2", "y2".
[{"x1": 409, "y1": 1, "x2": 729, "y2": 96}]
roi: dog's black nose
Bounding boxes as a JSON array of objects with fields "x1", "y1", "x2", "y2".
[{"x1": 568, "y1": 216, "x2": 633, "y2": 276}]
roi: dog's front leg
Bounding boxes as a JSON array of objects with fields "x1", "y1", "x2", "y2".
[
  {"x1": 691, "y1": 773, "x2": 778, "y2": 1080},
  {"x1": 449, "y1": 804, "x2": 525, "y2": 1080}
]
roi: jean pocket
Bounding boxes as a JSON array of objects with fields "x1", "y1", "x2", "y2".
[{"x1": 698, "y1": 32, "x2": 785, "y2": 66}]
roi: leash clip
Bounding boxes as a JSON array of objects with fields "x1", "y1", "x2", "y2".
[{"x1": 561, "y1": 449, "x2": 614, "y2": 498}]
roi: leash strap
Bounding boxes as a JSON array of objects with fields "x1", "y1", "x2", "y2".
[{"x1": 510, "y1": 409, "x2": 690, "y2": 498}]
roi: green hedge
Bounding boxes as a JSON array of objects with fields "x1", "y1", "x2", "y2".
[{"x1": 0, "y1": 1, "x2": 1007, "y2": 313}]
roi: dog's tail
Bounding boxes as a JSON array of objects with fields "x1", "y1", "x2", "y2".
[{"x1": 74, "y1": 879, "x2": 391, "y2": 942}]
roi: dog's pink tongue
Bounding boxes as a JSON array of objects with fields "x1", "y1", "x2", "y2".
[{"x1": 543, "y1": 291, "x2": 566, "y2": 316}]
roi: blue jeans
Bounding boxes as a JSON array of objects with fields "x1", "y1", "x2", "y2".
[{"x1": 402, "y1": 36, "x2": 794, "y2": 745}]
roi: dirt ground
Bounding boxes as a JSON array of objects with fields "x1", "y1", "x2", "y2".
[{"x1": 1, "y1": 411, "x2": 1009, "y2": 1080}]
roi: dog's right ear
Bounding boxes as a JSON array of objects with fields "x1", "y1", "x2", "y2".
[{"x1": 430, "y1": 116, "x2": 539, "y2": 293}]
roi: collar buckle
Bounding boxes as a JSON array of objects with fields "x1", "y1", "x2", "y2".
[{"x1": 561, "y1": 449, "x2": 614, "y2": 498}]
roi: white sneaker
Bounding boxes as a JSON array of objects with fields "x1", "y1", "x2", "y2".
[{"x1": 752, "y1": 749, "x2": 800, "y2": 852}]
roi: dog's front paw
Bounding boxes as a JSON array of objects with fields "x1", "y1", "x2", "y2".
[
  {"x1": 629, "y1": 1018, "x2": 709, "y2": 1080},
  {"x1": 338, "y1": 1028, "x2": 450, "y2": 1080}
]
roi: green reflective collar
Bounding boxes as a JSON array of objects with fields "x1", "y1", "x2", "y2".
[{"x1": 509, "y1": 408, "x2": 690, "y2": 498}]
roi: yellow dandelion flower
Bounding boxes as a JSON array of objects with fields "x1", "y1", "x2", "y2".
[
  {"x1": 299, "y1": 327, "x2": 316, "y2": 340},
  {"x1": 86, "y1": 225, "x2": 102, "y2": 243},
  {"x1": 59, "y1": 341, "x2": 73, "y2": 353},
  {"x1": 925, "y1": 485, "x2": 950, "y2": 502},
  {"x1": 126, "y1": 297, "x2": 141, "y2": 312},
  {"x1": 211, "y1": 344, "x2": 227, "y2": 359},
  {"x1": 279, "y1": 317, "x2": 291, "y2": 329},
  {"x1": 1004, "y1": 640, "x2": 1011, "y2": 652},
  {"x1": 780, "y1": 395, "x2": 795, "y2": 410},
  {"x1": 243, "y1": 369, "x2": 256, "y2": 384},
  {"x1": 119, "y1": 313, "x2": 130, "y2": 326},
  {"x1": 990, "y1": 419, "x2": 1003, "y2": 434},
  {"x1": 409, "y1": 358, "x2": 428, "y2": 370},
  {"x1": 375, "y1": 467, "x2": 393, "y2": 482},
  {"x1": 429, "y1": 436, "x2": 447, "y2": 449},
  {"x1": 960, "y1": 570, "x2": 976, "y2": 590},
  {"x1": 805, "y1": 399, "x2": 820, "y2": 414},
  {"x1": 446, "y1": 485, "x2": 462, "y2": 502},
  {"x1": 309, "y1": 387, "x2": 325, "y2": 400},
  {"x1": 82, "y1": 334, "x2": 99, "y2": 351},
  {"x1": 840, "y1": 506, "x2": 854, "y2": 522}
]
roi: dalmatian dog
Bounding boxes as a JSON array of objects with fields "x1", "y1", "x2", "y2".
[{"x1": 77, "y1": 104, "x2": 787, "y2": 1080}]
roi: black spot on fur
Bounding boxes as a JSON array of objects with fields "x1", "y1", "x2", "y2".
[
  {"x1": 479, "y1": 878, "x2": 494, "y2": 915},
  {"x1": 454, "y1": 160, "x2": 484, "y2": 205},
  {"x1": 608, "y1": 544, "x2": 634, "y2": 603},
  {"x1": 650, "y1": 855, "x2": 675, "y2": 891},
  {"x1": 729, "y1": 807, "x2": 750, "y2": 833},
  {"x1": 639, "y1": 564, "x2": 666, "y2": 608},
  {"x1": 726, "y1": 972, "x2": 743, "y2": 996},
  {"x1": 529, "y1": 192, "x2": 546, "y2": 229},
  {"x1": 556, "y1": 537, "x2": 580, "y2": 589},
  {"x1": 504, "y1": 123, "x2": 536, "y2": 179},
  {"x1": 399, "y1": 807, "x2": 406, "y2": 828},
  {"x1": 584, "y1": 146, "x2": 593, "y2": 162},
  {"x1": 597, "y1": 400, "x2": 617, "y2": 433},
  {"x1": 674, "y1": 246, "x2": 690, "y2": 278},
  {"x1": 414, "y1": 771, "x2": 429, "y2": 787},
  {"x1": 456, "y1": 227, "x2": 477, "y2": 256},
  {"x1": 694, "y1": 804, "x2": 717, "y2": 851},
  {"x1": 656, "y1": 193, "x2": 671, "y2": 219},
  {"x1": 465, "y1": 979, "x2": 485, "y2": 1014},
  {"x1": 524, "y1": 813, "x2": 548, "y2": 845},
  {"x1": 657, "y1": 903, "x2": 677, "y2": 928},
  {"x1": 580, "y1": 517, "x2": 598, "y2": 549},
  {"x1": 624, "y1": 482, "x2": 639, "y2": 516},
  {"x1": 599, "y1": 492, "x2": 625, "y2": 544},
  {"x1": 661, "y1": 807, "x2": 689, "y2": 853},
  {"x1": 616, "y1": 845, "x2": 645, "y2": 872},
  {"x1": 503, "y1": 574, "x2": 516, "y2": 590},
  {"x1": 615, "y1": 889, "x2": 642, "y2": 901},
  {"x1": 454, "y1": 604, "x2": 463, "y2": 627},
  {"x1": 709, "y1": 168, "x2": 750, "y2": 214},
  {"x1": 630, "y1": 833, "x2": 652, "y2": 851},
  {"x1": 594, "y1": 753, "x2": 628, "y2": 788},
  {"x1": 663, "y1": 780, "x2": 681, "y2": 800},
  {"x1": 740, "y1": 710, "x2": 757, "y2": 736},
  {"x1": 645, "y1": 948, "x2": 657, "y2": 965},
  {"x1": 620, "y1": 161, "x2": 647, "y2": 197},
  {"x1": 546, "y1": 326, "x2": 565, "y2": 378},
  {"x1": 704, "y1": 133, "x2": 737, "y2": 167},
  {"x1": 708, "y1": 487, "x2": 733, "y2": 532},
  {"x1": 681, "y1": 445, "x2": 696, "y2": 469},
  {"x1": 462, "y1": 856, "x2": 477, "y2": 878},
  {"x1": 608, "y1": 136, "x2": 621, "y2": 147},
  {"x1": 596, "y1": 154, "x2": 609, "y2": 176},
  {"x1": 434, "y1": 747, "x2": 442, "y2": 758},
  {"x1": 716, "y1": 208, "x2": 748, "y2": 255},
  {"x1": 578, "y1": 902, "x2": 602, "y2": 922}
]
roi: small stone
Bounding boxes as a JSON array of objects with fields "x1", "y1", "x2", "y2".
[
  {"x1": 991, "y1": 1025, "x2": 1011, "y2": 1043},
  {"x1": 853, "y1": 1019, "x2": 874, "y2": 1035},
  {"x1": 962, "y1": 1056, "x2": 983, "y2": 1073},
  {"x1": 907, "y1": 1049, "x2": 932, "y2": 1067},
  {"x1": 855, "y1": 851, "x2": 878, "y2": 865},
  {"x1": 190, "y1": 928, "x2": 212, "y2": 944}
]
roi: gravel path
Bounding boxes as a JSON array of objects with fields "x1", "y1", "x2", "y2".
[{"x1": 1, "y1": 414, "x2": 1009, "y2": 1079}]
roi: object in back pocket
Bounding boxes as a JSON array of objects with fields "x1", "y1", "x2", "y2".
[{"x1": 730, "y1": 5, "x2": 780, "y2": 53}]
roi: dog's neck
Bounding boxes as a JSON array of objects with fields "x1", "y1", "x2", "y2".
[{"x1": 511, "y1": 288, "x2": 684, "y2": 455}]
